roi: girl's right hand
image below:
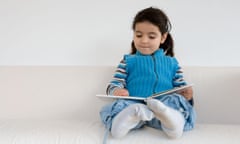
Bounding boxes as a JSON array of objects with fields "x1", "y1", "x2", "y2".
[{"x1": 113, "y1": 88, "x2": 129, "y2": 96}]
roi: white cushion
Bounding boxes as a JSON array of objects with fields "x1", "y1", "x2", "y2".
[{"x1": 0, "y1": 120, "x2": 240, "y2": 144}]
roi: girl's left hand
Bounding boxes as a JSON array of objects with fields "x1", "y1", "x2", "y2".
[{"x1": 177, "y1": 87, "x2": 193, "y2": 100}]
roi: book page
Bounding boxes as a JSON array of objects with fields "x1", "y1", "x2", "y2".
[
  {"x1": 96, "y1": 94, "x2": 146, "y2": 100},
  {"x1": 96, "y1": 84, "x2": 193, "y2": 101},
  {"x1": 151, "y1": 84, "x2": 193, "y2": 99}
]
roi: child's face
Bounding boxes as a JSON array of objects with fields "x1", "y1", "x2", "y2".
[{"x1": 133, "y1": 21, "x2": 167, "y2": 55}]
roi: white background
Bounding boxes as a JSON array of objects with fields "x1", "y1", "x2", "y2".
[{"x1": 1, "y1": 0, "x2": 240, "y2": 66}]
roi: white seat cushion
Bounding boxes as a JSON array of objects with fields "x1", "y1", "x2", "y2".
[{"x1": 1, "y1": 120, "x2": 240, "y2": 144}]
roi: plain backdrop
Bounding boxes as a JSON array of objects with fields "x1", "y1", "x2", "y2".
[{"x1": 1, "y1": 0, "x2": 240, "y2": 66}]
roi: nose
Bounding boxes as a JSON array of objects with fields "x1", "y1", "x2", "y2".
[{"x1": 140, "y1": 36, "x2": 148, "y2": 43}]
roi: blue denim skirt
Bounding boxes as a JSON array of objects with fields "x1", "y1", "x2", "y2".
[{"x1": 99, "y1": 93, "x2": 196, "y2": 131}]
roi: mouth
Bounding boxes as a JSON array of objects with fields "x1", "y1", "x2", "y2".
[{"x1": 139, "y1": 47, "x2": 150, "y2": 49}]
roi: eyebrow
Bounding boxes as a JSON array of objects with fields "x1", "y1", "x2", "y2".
[
  {"x1": 148, "y1": 32, "x2": 157, "y2": 35},
  {"x1": 135, "y1": 31, "x2": 157, "y2": 35}
]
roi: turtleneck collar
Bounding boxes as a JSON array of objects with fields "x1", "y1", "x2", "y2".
[{"x1": 136, "y1": 48, "x2": 164, "y2": 56}]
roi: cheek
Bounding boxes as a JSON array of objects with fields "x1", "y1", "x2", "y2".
[
  {"x1": 151, "y1": 40, "x2": 160, "y2": 47},
  {"x1": 156, "y1": 40, "x2": 162, "y2": 47},
  {"x1": 133, "y1": 38, "x2": 140, "y2": 45},
  {"x1": 133, "y1": 37, "x2": 138, "y2": 42}
]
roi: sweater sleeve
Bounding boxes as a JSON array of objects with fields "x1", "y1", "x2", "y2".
[
  {"x1": 173, "y1": 65, "x2": 187, "y2": 87},
  {"x1": 106, "y1": 59, "x2": 127, "y2": 95},
  {"x1": 172, "y1": 58, "x2": 194, "y2": 106},
  {"x1": 172, "y1": 58, "x2": 187, "y2": 87}
]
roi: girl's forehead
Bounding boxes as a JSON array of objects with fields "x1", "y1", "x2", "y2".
[{"x1": 135, "y1": 22, "x2": 161, "y2": 33}]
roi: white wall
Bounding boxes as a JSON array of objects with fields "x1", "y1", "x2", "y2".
[{"x1": 1, "y1": 0, "x2": 240, "y2": 66}]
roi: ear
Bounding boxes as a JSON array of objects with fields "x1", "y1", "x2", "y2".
[{"x1": 160, "y1": 33, "x2": 168, "y2": 44}]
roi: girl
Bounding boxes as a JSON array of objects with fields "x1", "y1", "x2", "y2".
[{"x1": 100, "y1": 7, "x2": 196, "y2": 141}]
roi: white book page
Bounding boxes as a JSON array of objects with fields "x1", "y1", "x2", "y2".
[
  {"x1": 96, "y1": 94, "x2": 146, "y2": 100},
  {"x1": 151, "y1": 84, "x2": 193, "y2": 99},
  {"x1": 96, "y1": 84, "x2": 193, "y2": 101}
]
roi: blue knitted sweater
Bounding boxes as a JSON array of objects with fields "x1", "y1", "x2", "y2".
[{"x1": 107, "y1": 49, "x2": 187, "y2": 98}]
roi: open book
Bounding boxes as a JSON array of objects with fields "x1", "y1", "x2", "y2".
[{"x1": 96, "y1": 84, "x2": 193, "y2": 101}]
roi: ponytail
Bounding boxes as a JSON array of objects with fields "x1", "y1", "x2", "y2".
[{"x1": 161, "y1": 33, "x2": 174, "y2": 57}]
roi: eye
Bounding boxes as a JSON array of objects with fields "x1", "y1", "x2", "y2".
[
  {"x1": 148, "y1": 32, "x2": 157, "y2": 39},
  {"x1": 149, "y1": 36, "x2": 156, "y2": 39},
  {"x1": 135, "y1": 34, "x2": 142, "y2": 38}
]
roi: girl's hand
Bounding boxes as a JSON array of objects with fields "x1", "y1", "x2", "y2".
[
  {"x1": 177, "y1": 87, "x2": 193, "y2": 100},
  {"x1": 113, "y1": 88, "x2": 129, "y2": 96}
]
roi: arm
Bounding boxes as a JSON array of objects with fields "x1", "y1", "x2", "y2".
[
  {"x1": 106, "y1": 59, "x2": 129, "y2": 96},
  {"x1": 173, "y1": 66, "x2": 193, "y2": 100}
]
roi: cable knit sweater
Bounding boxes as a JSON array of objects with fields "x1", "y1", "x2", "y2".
[{"x1": 107, "y1": 49, "x2": 187, "y2": 98}]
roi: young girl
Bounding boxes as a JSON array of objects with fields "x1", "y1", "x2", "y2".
[{"x1": 100, "y1": 7, "x2": 196, "y2": 141}]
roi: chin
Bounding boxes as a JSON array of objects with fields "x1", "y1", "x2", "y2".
[{"x1": 139, "y1": 50, "x2": 153, "y2": 55}]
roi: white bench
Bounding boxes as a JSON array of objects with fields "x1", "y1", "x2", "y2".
[{"x1": 0, "y1": 66, "x2": 240, "y2": 144}]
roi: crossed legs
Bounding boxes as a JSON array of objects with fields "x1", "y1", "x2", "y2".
[{"x1": 111, "y1": 99, "x2": 185, "y2": 139}]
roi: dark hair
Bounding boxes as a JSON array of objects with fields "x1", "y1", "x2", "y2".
[{"x1": 131, "y1": 7, "x2": 174, "y2": 57}]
